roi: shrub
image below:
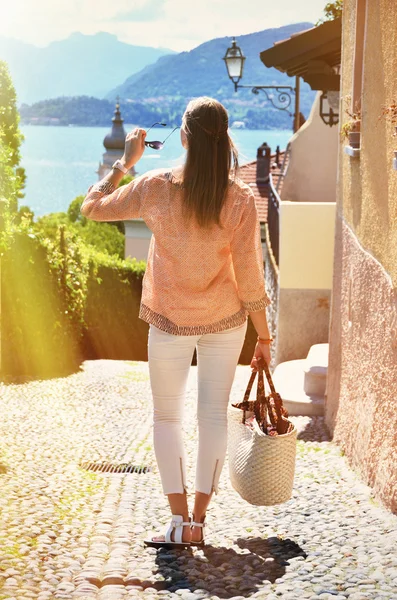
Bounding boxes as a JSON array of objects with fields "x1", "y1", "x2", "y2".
[
  {"x1": 82, "y1": 250, "x2": 148, "y2": 361},
  {"x1": 1, "y1": 217, "x2": 147, "y2": 378},
  {"x1": 35, "y1": 204, "x2": 125, "y2": 259},
  {"x1": 78, "y1": 220, "x2": 125, "y2": 257},
  {"x1": 1, "y1": 227, "x2": 85, "y2": 378},
  {"x1": 67, "y1": 195, "x2": 87, "y2": 224}
]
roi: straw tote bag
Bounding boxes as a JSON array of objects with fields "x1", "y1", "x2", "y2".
[{"x1": 228, "y1": 357, "x2": 297, "y2": 506}]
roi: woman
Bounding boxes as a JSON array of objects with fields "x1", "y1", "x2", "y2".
[{"x1": 81, "y1": 96, "x2": 273, "y2": 549}]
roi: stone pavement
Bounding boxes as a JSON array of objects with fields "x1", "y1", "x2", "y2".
[{"x1": 0, "y1": 360, "x2": 396, "y2": 600}]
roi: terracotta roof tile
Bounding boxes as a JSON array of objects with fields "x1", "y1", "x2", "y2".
[{"x1": 238, "y1": 151, "x2": 286, "y2": 223}]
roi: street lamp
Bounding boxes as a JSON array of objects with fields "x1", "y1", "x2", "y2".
[
  {"x1": 222, "y1": 38, "x2": 246, "y2": 91},
  {"x1": 223, "y1": 37, "x2": 300, "y2": 131}
]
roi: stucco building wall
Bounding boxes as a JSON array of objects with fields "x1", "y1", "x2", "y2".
[
  {"x1": 276, "y1": 201, "x2": 336, "y2": 365},
  {"x1": 282, "y1": 92, "x2": 339, "y2": 203},
  {"x1": 124, "y1": 220, "x2": 152, "y2": 261},
  {"x1": 326, "y1": 0, "x2": 397, "y2": 512},
  {"x1": 340, "y1": 0, "x2": 397, "y2": 279}
]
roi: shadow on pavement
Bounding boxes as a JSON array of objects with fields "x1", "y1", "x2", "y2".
[
  {"x1": 295, "y1": 418, "x2": 332, "y2": 443},
  {"x1": 146, "y1": 535, "x2": 307, "y2": 597}
]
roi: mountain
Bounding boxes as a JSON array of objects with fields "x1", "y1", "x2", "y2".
[
  {"x1": 19, "y1": 96, "x2": 165, "y2": 128},
  {"x1": 19, "y1": 94, "x2": 290, "y2": 130},
  {"x1": 15, "y1": 23, "x2": 317, "y2": 130},
  {"x1": 105, "y1": 23, "x2": 316, "y2": 127},
  {"x1": 0, "y1": 32, "x2": 175, "y2": 105}
]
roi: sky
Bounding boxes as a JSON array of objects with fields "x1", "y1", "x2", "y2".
[{"x1": 0, "y1": 0, "x2": 328, "y2": 51}]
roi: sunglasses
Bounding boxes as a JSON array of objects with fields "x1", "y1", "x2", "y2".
[{"x1": 144, "y1": 122, "x2": 180, "y2": 150}]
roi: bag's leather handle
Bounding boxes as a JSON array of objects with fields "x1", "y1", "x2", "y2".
[
  {"x1": 256, "y1": 357, "x2": 277, "y2": 395},
  {"x1": 255, "y1": 367, "x2": 268, "y2": 431},
  {"x1": 242, "y1": 357, "x2": 272, "y2": 402},
  {"x1": 232, "y1": 357, "x2": 291, "y2": 435},
  {"x1": 243, "y1": 369, "x2": 257, "y2": 403},
  {"x1": 256, "y1": 357, "x2": 290, "y2": 431},
  {"x1": 237, "y1": 359, "x2": 268, "y2": 426}
]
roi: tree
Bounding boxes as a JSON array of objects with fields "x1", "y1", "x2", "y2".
[
  {"x1": 16, "y1": 205, "x2": 34, "y2": 224},
  {"x1": 0, "y1": 133, "x2": 17, "y2": 242},
  {"x1": 0, "y1": 61, "x2": 24, "y2": 167},
  {"x1": 0, "y1": 132, "x2": 18, "y2": 205},
  {"x1": 0, "y1": 61, "x2": 26, "y2": 211},
  {"x1": 317, "y1": 0, "x2": 343, "y2": 24},
  {"x1": 67, "y1": 194, "x2": 87, "y2": 224}
]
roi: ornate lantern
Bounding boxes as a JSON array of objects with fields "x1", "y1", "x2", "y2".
[
  {"x1": 223, "y1": 38, "x2": 246, "y2": 91},
  {"x1": 319, "y1": 91, "x2": 339, "y2": 127}
]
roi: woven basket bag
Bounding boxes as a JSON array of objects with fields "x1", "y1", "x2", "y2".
[{"x1": 228, "y1": 357, "x2": 297, "y2": 506}]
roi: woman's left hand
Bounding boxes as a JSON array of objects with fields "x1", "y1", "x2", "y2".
[
  {"x1": 121, "y1": 127, "x2": 147, "y2": 169},
  {"x1": 250, "y1": 341, "x2": 271, "y2": 371}
]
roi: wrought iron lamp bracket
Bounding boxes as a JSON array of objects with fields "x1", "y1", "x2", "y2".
[{"x1": 235, "y1": 84, "x2": 295, "y2": 115}]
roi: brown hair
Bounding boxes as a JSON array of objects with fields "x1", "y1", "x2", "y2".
[{"x1": 179, "y1": 96, "x2": 239, "y2": 229}]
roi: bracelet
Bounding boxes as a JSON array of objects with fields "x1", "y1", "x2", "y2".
[{"x1": 257, "y1": 336, "x2": 273, "y2": 344}]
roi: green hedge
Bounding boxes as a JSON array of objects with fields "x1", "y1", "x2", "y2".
[
  {"x1": 0, "y1": 225, "x2": 146, "y2": 378},
  {"x1": 82, "y1": 252, "x2": 148, "y2": 362},
  {"x1": 1, "y1": 231, "x2": 83, "y2": 378},
  {"x1": 82, "y1": 261, "x2": 258, "y2": 365},
  {"x1": 1, "y1": 225, "x2": 258, "y2": 378}
]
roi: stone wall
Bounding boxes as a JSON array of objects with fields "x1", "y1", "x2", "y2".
[
  {"x1": 262, "y1": 231, "x2": 279, "y2": 373},
  {"x1": 326, "y1": 0, "x2": 397, "y2": 513},
  {"x1": 326, "y1": 219, "x2": 397, "y2": 512}
]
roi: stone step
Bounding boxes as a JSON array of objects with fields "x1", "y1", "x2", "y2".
[
  {"x1": 272, "y1": 359, "x2": 324, "y2": 416},
  {"x1": 303, "y1": 343, "x2": 329, "y2": 396}
]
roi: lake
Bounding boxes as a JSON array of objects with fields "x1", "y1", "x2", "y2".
[{"x1": 20, "y1": 125, "x2": 292, "y2": 217}]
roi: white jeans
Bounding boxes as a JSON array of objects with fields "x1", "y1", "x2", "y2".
[{"x1": 148, "y1": 319, "x2": 248, "y2": 496}]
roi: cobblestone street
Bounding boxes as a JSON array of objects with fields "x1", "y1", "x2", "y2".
[{"x1": 0, "y1": 360, "x2": 396, "y2": 600}]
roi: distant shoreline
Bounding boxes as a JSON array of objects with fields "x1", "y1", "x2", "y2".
[
  {"x1": 20, "y1": 121, "x2": 292, "y2": 132},
  {"x1": 19, "y1": 125, "x2": 292, "y2": 217}
]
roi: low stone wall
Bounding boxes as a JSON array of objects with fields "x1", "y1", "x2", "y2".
[{"x1": 262, "y1": 229, "x2": 279, "y2": 373}]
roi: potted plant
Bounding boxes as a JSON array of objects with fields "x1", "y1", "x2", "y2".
[
  {"x1": 379, "y1": 100, "x2": 397, "y2": 132},
  {"x1": 378, "y1": 100, "x2": 397, "y2": 168},
  {"x1": 341, "y1": 97, "x2": 361, "y2": 149}
]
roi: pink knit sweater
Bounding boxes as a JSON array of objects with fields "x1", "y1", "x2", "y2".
[{"x1": 81, "y1": 167, "x2": 271, "y2": 335}]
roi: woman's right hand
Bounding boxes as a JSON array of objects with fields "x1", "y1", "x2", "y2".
[
  {"x1": 121, "y1": 127, "x2": 147, "y2": 170},
  {"x1": 250, "y1": 341, "x2": 272, "y2": 371}
]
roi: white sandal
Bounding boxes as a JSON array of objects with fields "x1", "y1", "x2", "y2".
[
  {"x1": 144, "y1": 514, "x2": 191, "y2": 549},
  {"x1": 190, "y1": 514, "x2": 206, "y2": 547}
]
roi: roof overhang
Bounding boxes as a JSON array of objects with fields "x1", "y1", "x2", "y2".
[{"x1": 260, "y1": 18, "x2": 341, "y2": 91}]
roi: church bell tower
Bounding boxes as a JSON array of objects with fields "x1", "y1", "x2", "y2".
[{"x1": 97, "y1": 98, "x2": 136, "y2": 179}]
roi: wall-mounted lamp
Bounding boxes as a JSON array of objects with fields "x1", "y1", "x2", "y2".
[{"x1": 319, "y1": 91, "x2": 339, "y2": 127}]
